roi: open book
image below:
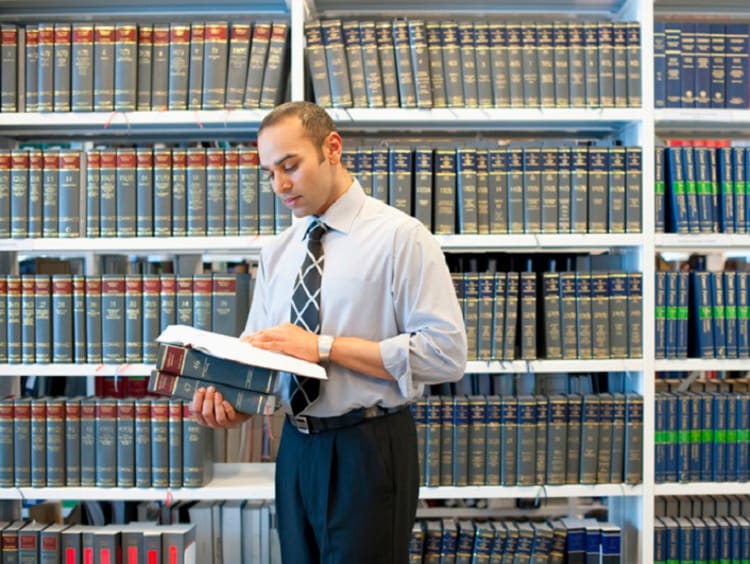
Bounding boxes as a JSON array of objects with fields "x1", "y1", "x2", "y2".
[{"x1": 156, "y1": 324, "x2": 327, "y2": 380}]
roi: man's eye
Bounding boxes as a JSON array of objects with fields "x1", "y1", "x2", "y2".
[{"x1": 284, "y1": 164, "x2": 297, "y2": 173}]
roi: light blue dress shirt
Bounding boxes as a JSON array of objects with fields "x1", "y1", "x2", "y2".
[{"x1": 243, "y1": 180, "x2": 468, "y2": 417}]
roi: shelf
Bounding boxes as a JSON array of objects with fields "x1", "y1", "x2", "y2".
[
  {"x1": 0, "y1": 1, "x2": 288, "y2": 19},
  {"x1": 438, "y1": 233, "x2": 644, "y2": 252},
  {"x1": 0, "y1": 364, "x2": 154, "y2": 377},
  {"x1": 4, "y1": 463, "x2": 643, "y2": 501},
  {"x1": 2, "y1": 236, "x2": 275, "y2": 256},
  {"x1": 420, "y1": 483, "x2": 643, "y2": 499},
  {"x1": 655, "y1": 234, "x2": 750, "y2": 252},
  {"x1": 654, "y1": 0, "x2": 750, "y2": 15},
  {"x1": 465, "y1": 359, "x2": 644, "y2": 373},
  {"x1": 654, "y1": 482, "x2": 750, "y2": 496},
  {"x1": 654, "y1": 359, "x2": 750, "y2": 372},
  {"x1": 0, "y1": 110, "x2": 270, "y2": 138},
  {"x1": 655, "y1": 109, "x2": 750, "y2": 134},
  {"x1": 312, "y1": 0, "x2": 631, "y2": 16},
  {"x1": 328, "y1": 108, "x2": 644, "y2": 133}
]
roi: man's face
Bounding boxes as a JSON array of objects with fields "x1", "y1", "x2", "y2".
[{"x1": 258, "y1": 116, "x2": 336, "y2": 218}]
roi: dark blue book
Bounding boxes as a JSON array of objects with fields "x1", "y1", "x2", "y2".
[
  {"x1": 500, "y1": 395, "x2": 517, "y2": 485},
  {"x1": 692, "y1": 271, "x2": 715, "y2": 358},
  {"x1": 452, "y1": 396, "x2": 469, "y2": 486},
  {"x1": 73, "y1": 275, "x2": 86, "y2": 363},
  {"x1": 51, "y1": 275, "x2": 73, "y2": 363},
  {"x1": 115, "y1": 148, "x2": 137, "y2": 237},
  {"x1": 732, "y1": 147, "x2": 746, "y2": 233},
  {"x1": 153, "y1": 149, "x2": 172, "y2": 236},
  {"x1": 136, "y1": 148, "x2": 154, "y2": 236},
  {"x1": 737, "y1": 272, "x2": 750, "y2": 358},
  {"x1": 712, "y1": 393, "x2": 727, "y2": 481},
  {"x1": 9, "y1": 150, "x2": 28, "y2": 238},
  {"x1": 224, "y1": 148, "x2": 239, "y2": 236},
  {"x1": 142, "y1": 275, "x2": 160, "y2": 363},
  {"x1": 725, "y1": 392, "x2": 739, "y2": 482},
  {"x1": 84, "y1": 150, "x2": 99, "y2": 235},
  {"x1": 694, "y1": 147, "x2": 714, "y2": 233},
  {"x1": 654, "y1": 22, "x2": 666, "y2": 107},
  {"x1": 694, "y1": 24, "x2": 712, "y2": 107},
  {"x1": 433, "y1": 149, "x2": 456, "y2": 235},
  {"x1": 523, "y1": 148, "x2": 542, "y2": 233},
  {"x1": 186, "y1": 148, "x2": 207, "y2": 236},
  {"x1": 424, "y1": 396, "x2": 441, "y2": 487},
  {"x1": 665, "y1": 147, "x2": 688, "y2": 233},
  {"x1": 737, "y1": 393, "x2": 749, "y2": 482},
  {"x1": 85, "y1": 276, "x2": 102, "y2": 363},
  {"x1": 717, "y1": 147, "x2": 736, "y2": 233},
  {"x1": 664, "y1": 393, "x2": 677, "y2": 482},
  {"x1": 508, "y1": 149, "x2": 524, "y2": 233},
  {"x1": 388, "y1": 148, "x2": 414, "y2": 218},
  {"x1": 745, "y1": 148, "x2": 750, "y2": 232},
  {"x1": 159, "y1": 275, "x2": 176, "y2": 333},
  {"x1": 680, "y1": 23, "x2": 696, "y2": 107},
  {"x1": 192, "y1": 274, "x2": 212, "y2": 331},
  {"x1": 101, "y1": 275, "x2": 126, "y2": 363},
  {"x1": 688, "y1": 391, "x2": 702, "y2": 482},
  {"x1": 171, "y1": 149, "x2": 187, "y2": 236},
  {"x1": 682, "y1": 147, "x2": 700, "y2": 233},
  {"x1": 205, "y1": 148, "x2": 225, "y2": 236},
  {"x1": 27, "y1": 151, "x2": 42, "y2": 237},
  {"x1": 371, "y1": 147, "x2": 389, "y2": 204},
  {"x1": 710, "y1": 24, "x2": 727, "y2": 108},
  {"x1": 711, "y1": 271, "x2": 727, "y2": 358},
  {"x1": 456, "y1": 148, "x2": 478, "y2": 234},
  {"x1": 356, "y1": 148, "x2": 373, "y2": 197},
  {"x1": 675, "y1": 392, "x2": 691, "y2": 482},
  {"x1": 676, "y1": 271, "x2": 689, "y2": 359},
  {"x1": 663, "y1": 271, "x2": 678, "y2": 359},
  {"x1": 487, "y1": 149, "x2": 508, "y2": 234},
  {"x1": 699, "y1": 392, "x2": 713, "y2": 481},
  {"x1": 125, "y1": 276, "x2": 143, "y2": 363},
  {"x1": 413, "y1": 148, "x2": 433, "y2": 231},
  {"x1": 724, "y1": 271, "x2": 739, "y2": 359},
  {"x1": 21, "y1": 277, "x2": 36, "y2": 363},
  {"x1": 654, "y1": 393, "x2": 666, "y2": 482},
  {"x1": 664, "y1": 23, "x2": 682, "y2": 107},
  {"x1": 491, "y1": 272, "x2": 506, "y2": 360},
  {"x1": 725, "y1": 24, "x2": 749, "y2": 109},
  {"x1": 211, "y1": 273, "x2": 250, "y2": 338},
  {"x1": 655, "y1": 147, "x2": 665, "y2": 232}
]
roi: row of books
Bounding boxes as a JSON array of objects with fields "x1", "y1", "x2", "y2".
[
  {"x1": 654, "y1": 22, "x2": 749, "y2": 109},
  {"x1": 654, "y1": 270, "x2": 750, "y2": 360},
  {"x1": 453, "y1": 269, "x2": 642, "y2": 361},
  {"x1": 655, "y1": 390, "x2": 750, "y2": 483},
  {"x1": 410, "y1": 517, "x2": 622, "y2": 564},
  {"x1": 655, "y1": 515, "x2": 750, "y2": 563},
  {"x1": 0, "y1": 21, "x2": 289, "y2": 113},
  {"x1": 0, "y1": 273, "x2": 251, "y2": 364},
  {"x1": 0, "y1": 520, "x2": 197, "y2": 564},
  {"x1": 0, "y1": 396, "x2": 213, "y2": 489},
  {"x1": 305, "y1": 18, "x2": 641, "y2": 110},
  {"x1": 411, "y1": 393, "x2": 643, "y2": 487},
  {"x1": 341, "y1": 145, "x2": 643, "y2": 235},
  {"x1": 655, "y1": 145, "x2": 750, "y2": 234}
]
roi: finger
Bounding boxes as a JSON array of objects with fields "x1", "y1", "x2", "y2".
[
  {"x1": 221, "y1": 400, "x2": 238, "y2": 424},
  {"x1": 202, "y1": 386, "x2": 217, "y2": 426},
  {"x1": 213, "y1": 390, "x2": 227, "y2": 425},
  {"x1": 191, "y1": 387, "x2": 206, "y2": 414}
]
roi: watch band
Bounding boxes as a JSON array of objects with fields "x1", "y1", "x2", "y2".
[{"x1": 318, "y1": 335, "x2": 334, "y2": 365}]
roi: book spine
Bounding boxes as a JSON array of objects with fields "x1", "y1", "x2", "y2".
[
  {"x1": 136, "y1": 148, "x2": 153, "y2": 236},
  {"x1": 37, "y1": 23, "x2": 55, "y2": 111},
  {"x1": 516, "y1": 395, "x2": 536, "y2": 485},
  {"x1": 192, "y1": 274, "x2": 212, "y2": 331},
  {"x1": 598, "y1": 22, "x2": 615, "y2": 108},
  {"x1": 388, "y1": 148, "x2": 413, "y2": 217},
  {"x1": 608, "y1": 147, "x2": 627, "y2": 233},
  {"x1": 27, "y1": 150, "x2": 43, "y2": 238},
  {"x1": 46, "y1": 399, "x2": 65, "y2": 486},
  {"x1": 176, "y1": 275, "x2": 193, "y2": 326},
  {"x1": 6, "y1": 276, "x2": 20, "y2": 364},
  {"x1": 433, "y1": 149, "x2": 456, "y2": 234},
  {"x1": 568, "y1": 24, "x2": 585, "y2": 107},
  {"x1": 187, "y1": 147, "x2": 207, "y2": 235},
  {"x1": 541, "y1": 148, "x2": 559, "y2": 233},
  {"x1": 425, "y1": 396, "x2": 441, "y2": 486},
  {"x1": 259, "y1": 21, "x2": 288, "y2": 108},
  {"x1": 79, "y1": 399, "x2": 96, "y2": 486},
  {"x1": 304, "y1": 21, "x2": 332, "y2": 107},
  {"x1": 456, "y1": 149, "x2": 478, "y2": 234},
  {"x1": 375, "y1": 21, "x2": 399, "y2": 107},
  {"x1": 43, "y1": 149, "x2": 60, "y2": 237},
  {"x1": 187, "y1": 23, "x2": 204, "y2": 109},
  {"x1": 587, "y1": 148, "x2": 609, "y2": 233},
  {"x1": 626, "y1": 23, "x2": 642, "y2": 106},
  {"x1": 71, "y1": 282, "x2": 87, "y2": 363},
  {"x1": 559, "y1": 148, "x2": 572, "y2": 234},
  {"x1": 21, "y1": 276, "x2": 36, "y2": 363},
  {"x1": 125, "y1": 276, "x2": 143, "y2": 362},
  {"x1": 30, "y1": 399, "x2": 47, "y2": 486},
  {"x1": 393, "y1": 19, "x2": 417, "y2": 108},
  {"x1": 322, "y1": 19, "x2": 353, "y2": 108},
  {"x1": 136, "y1": 24, "x2": 153, "y2": 110},
  {"x1": 202, "y1": 22, "x2": 229, "y2": 109},
  {"x1": 65, "y1": 399, "x2": 80, "y2": 486},
  {"x1": 167, "y1": 24, "x2": 190, "y2": 110},
  {"x1": 152, "y1": 149, "x2": 172, "y2": 236},
  {"x1": 134, "y1": 399, "x2": 152, "y2": 487},
  {"x1": 613, "y1": 23, "x2": 628, "y2": 107},
  {"x1": 534, "y1": 395, "x2": 548, "y2": 485},
  {"x1": 560, "y1": 272, "x2": 578, "y2": 359},
  {"x1": 546, "y1": 395, "x2": 567, "y2": 484},
  {"x1": 424, "y1": 22, "x2": 446, "y2": 108},
  {"x1": 101, "y1": 275, "x2": 125, "y2": 363},
  {"x1": 149, "y1": 398, "x2": 169, "y2": 487},
  {"x1": 10, "y1": 150, "x2": 27, "y2": 238},
  {"x1": 58, "y1": 151, "x2": 81, "y2": 237},
  {"x1": 408, "y1": 20, "x2": 432, "y2": 108},
  {"x1": 183, "y1": 402, "x2": 211, "y2": 487},
  {"x1": 0, "y1": 398, "x2": 13, "y2": 487},
  {"x1": 500, "y1": 395, "x2": 517, "y2": 484},
  {"x1": 141, "y1": 275, "x2": 160, "y2": 363},
  {"x1": 97, "y1": 149, "x2": 115, "y2": 236},
  {"x1": 243, "y1": 22, "x2": 269, "y2": 108},
  {"x1": 224, "y1": 147, "x2": 239, "y2": 236},
  {"x1": 150, "y1": 24, "x2": 169, "y2": 110},
  {"x1": 95, "y1": 399, "x2": 117, "y2": 487},
  {"x1": 0, "y1": 278, "x2": 6, "y2": 362},
  {"x1": 116, "y1": 399, "x2": 135, "y2": 487},
  {"x1": 93, "y1": 24, "x2": 115, "y2": 111},
  {"x1": 114, "y1": 23, "x2": 137, "y2": 111},
  {"x1": 723, "y1": 24, "x2": 747, "y2": 108},
  {"x1": 205, "y1": 148, "x2": 225, "y2": 236},
  {"x1": 116, "y1": 148, "x2": 137, "y2": 236},
  {"x1": 171, "y1": 148, "x2": 187, "y2": 236},
  {"x1": 51, "y1": 274, "x2": 73, "y2": 362},
  {"x1": 159, "y1": 274, "x2": 176, "y2": 332},
  {"x1": 84, "y1": 276, "x2": 102, "y2": 363},
  {"x1": 543, "y1": 272, "x2": 563, "y2": 359},
  {"x1": 211, "y1": 274, "x2": 240, "y2": 337},
  {"x1": 25, "y1": 25, "x2": 39, "y2": 112}
]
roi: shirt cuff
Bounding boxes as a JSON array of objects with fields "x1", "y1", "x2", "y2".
[{"x1": 379, "y1": 333, "x2": 413, "y2": 399}]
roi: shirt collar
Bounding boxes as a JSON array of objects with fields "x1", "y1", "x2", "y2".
[{"x1": 304, "y1": 179, "x2": 365, "y2": 237}]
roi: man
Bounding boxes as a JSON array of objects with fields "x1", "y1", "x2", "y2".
[{"x1": 192, "y1": 101, "x2": 466, "y2": 563}]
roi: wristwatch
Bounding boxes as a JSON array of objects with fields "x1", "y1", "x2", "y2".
[{"x1": 318, "y1": 335, "x2": 334, "y2": 365}]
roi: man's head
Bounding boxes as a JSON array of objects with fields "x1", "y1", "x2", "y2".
[{"x1": 257, "y1": 101, "x2": 350, "y2": 218}]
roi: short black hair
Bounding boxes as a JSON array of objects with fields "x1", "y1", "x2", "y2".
[{"x1": 259, "y1": 101, "x2": 338, "y2": 149}]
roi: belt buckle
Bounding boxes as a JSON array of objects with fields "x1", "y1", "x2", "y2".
[{"x1": 294, "y1": 415, "x2": 310, "y2": 434}]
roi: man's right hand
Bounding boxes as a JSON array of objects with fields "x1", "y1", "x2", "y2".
[{"x1": 191, "y1": 385, "x2": 251, "y2": 429}]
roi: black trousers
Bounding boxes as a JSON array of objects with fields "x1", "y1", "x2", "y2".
[{"x1": 275, "y1": 407, "x2": 419, "y2": 564}]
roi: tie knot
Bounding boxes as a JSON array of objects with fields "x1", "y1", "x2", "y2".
[{"x1": 306, "y1": 219, "x2": 328, "y2": 243}]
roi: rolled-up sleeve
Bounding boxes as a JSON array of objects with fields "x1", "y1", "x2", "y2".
[{"x1": 380, "y1": 222, "x2": 467, "y2": 398}]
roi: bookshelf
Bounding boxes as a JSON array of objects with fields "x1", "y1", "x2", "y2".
[{"x1": 11, "y1": 0, "x2": 750, "y2": 561}]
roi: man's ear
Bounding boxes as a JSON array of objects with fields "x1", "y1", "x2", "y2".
[{"x1": 324, "y1": 131, "x2": 344, "y2": 164}]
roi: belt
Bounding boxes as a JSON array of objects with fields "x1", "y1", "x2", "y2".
[{"x1": 287, "y1": 405, "x2": 406, "y2": 434}]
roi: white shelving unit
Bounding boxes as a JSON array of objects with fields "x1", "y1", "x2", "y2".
[{"x1": 10, "y1": 0, "x2": 750, "y2": 561}]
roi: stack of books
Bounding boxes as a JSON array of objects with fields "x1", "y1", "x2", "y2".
[{"x1": 147, "y1": 325, "x2": 327, "y2": 415}]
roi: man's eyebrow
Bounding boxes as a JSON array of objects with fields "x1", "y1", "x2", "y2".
[{"x1": 260, "y1": 153, "x2": 296, "y2": 171}]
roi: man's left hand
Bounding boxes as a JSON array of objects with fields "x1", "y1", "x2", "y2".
[{"x1": 242, "y1": 322, "x2": 320, "y2": 363}]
